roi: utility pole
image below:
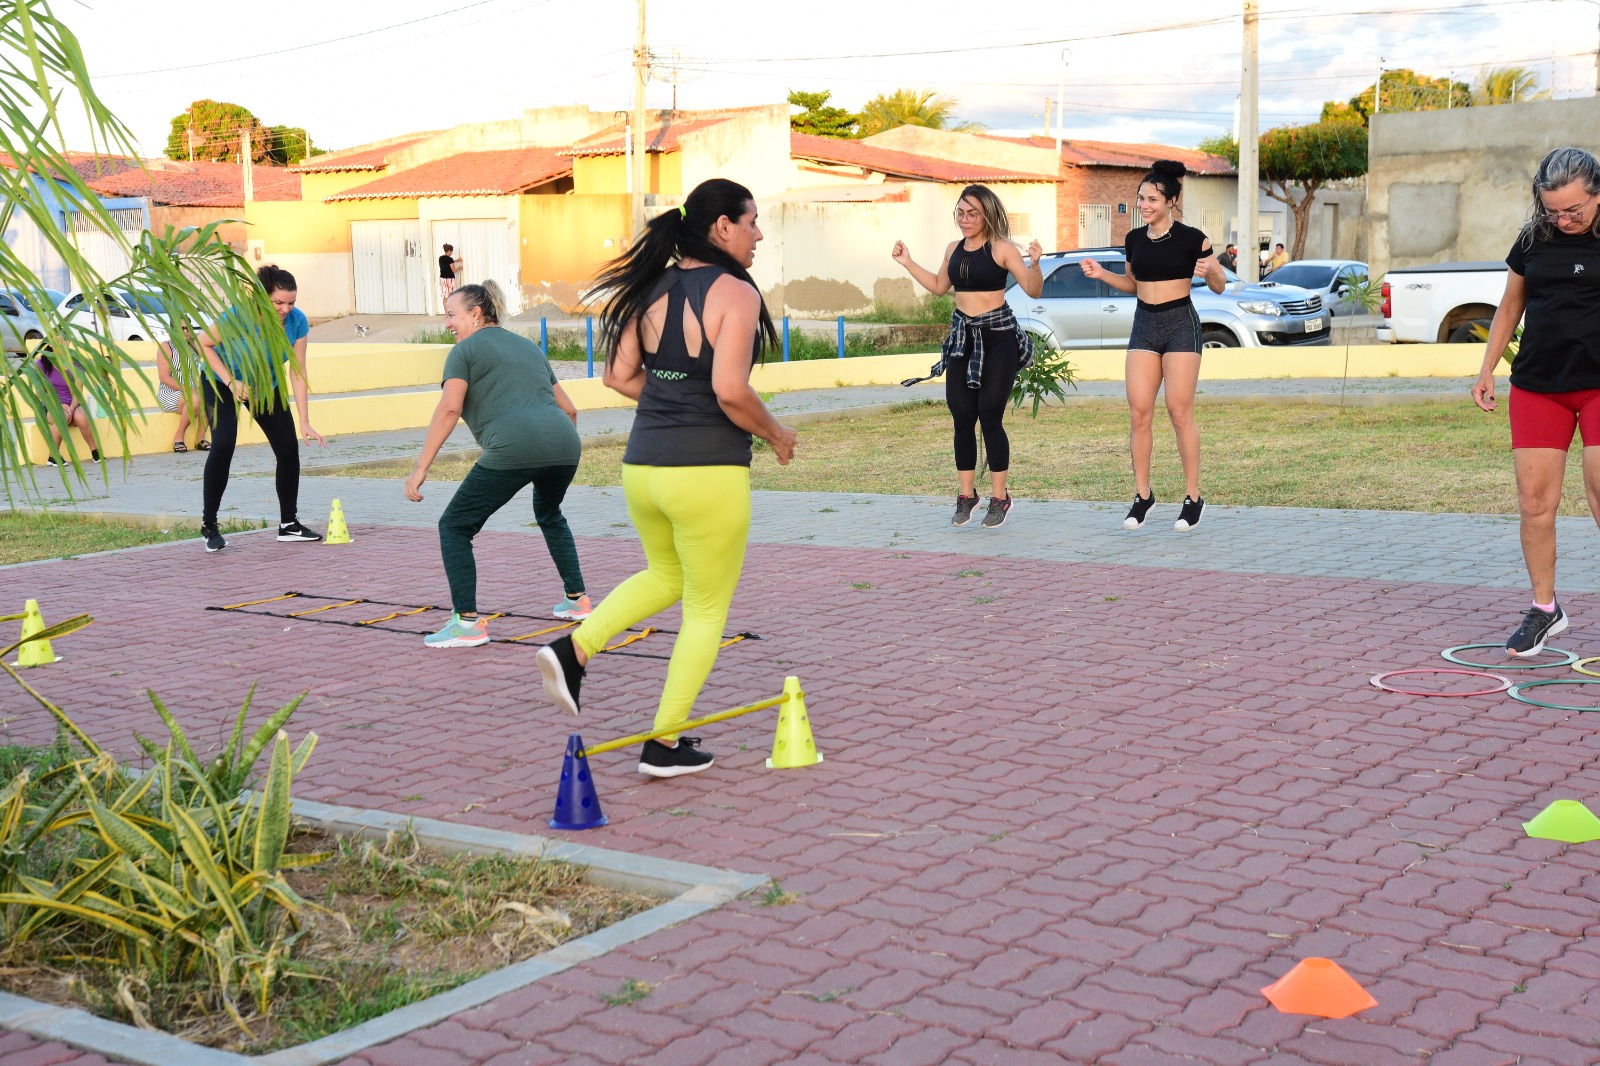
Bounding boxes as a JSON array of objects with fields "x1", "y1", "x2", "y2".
[
  {"x1": 241, "y1": 127, "x2": 254, "y2": 203},
  {"x1": 1042, "y1": 97, "x2": 1051, "y2": 137},
  {"x1": 1374, "y1": 58, "x2": 1385, "y2": 115},
  {"x1": 631, "y1": 0, "x2": 648, "y2": 243},
  {"x1": 1236, "y1": 1, "x2": 1259, "y2": 282},
  {"x1": 1055, "y1": 48, "x2": 1069, "y2": 154}
]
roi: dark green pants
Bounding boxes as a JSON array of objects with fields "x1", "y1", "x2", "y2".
[{"x1": 439, "y1": 462, "x2": 584, "y2": 614}]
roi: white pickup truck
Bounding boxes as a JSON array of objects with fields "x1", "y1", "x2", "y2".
[{"x1": 1378, "y1": 261, "x2": 1510, "y2": 344}]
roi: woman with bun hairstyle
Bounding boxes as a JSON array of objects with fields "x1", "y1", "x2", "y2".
[
  {"x1": 1472, "y1": 146, "x2": 1600, "y2": 658},
  {"x1": 892, "y1": 184, "x2": 1045, "y2": 528},
  {"x1": 535, "y1": 178, "x2": 797, "y2": 780},
  {"x1": 1082, "y1": 160, "x2": 1225, "y2": 531},
  {"x1": 196, "y1": 263, "x2": 325, "y2": 552},
  {"x1": 405, "y1": 279, "x2": 591, "y2": 649}
]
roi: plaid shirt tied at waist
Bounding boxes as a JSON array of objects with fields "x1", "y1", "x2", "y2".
[{"x1": 932, "y1": 305, "x2": 1034, "y2": 388}]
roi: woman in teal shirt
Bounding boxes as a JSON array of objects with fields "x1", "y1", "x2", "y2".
[{"x1": 405, "y1": 280, "x2": 590, "y2": 648}]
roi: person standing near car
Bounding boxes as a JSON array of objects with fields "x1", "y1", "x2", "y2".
[
  {"x1": 1268, "y1": 243, "x2": 1289, "y2": 274},
  {"x1": 1081, "y1": 160, "x2": 1226, "y2": 532},
  {"x1": 1471, "y1": 146, "x2": 1600, "y2": 657},
  {"x1": 196, "y1": 264, "x2": 325, "y2": 552},
  {"x1": 1217, "y1": 243, "x2": 1238, "y2": 272},
  {"x1": 891, "y1": 184, "x2": 1044, "y2": 528}
]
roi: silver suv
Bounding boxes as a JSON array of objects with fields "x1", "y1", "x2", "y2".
[{"x1": 1006, "y1": 249, "x2": 1333, "y2": 349}]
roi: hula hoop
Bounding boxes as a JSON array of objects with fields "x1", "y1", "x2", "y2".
[
  {"x1": 1508, "y1": 678, "x2": 1600, "y2": 711},
  {"x1": 1440, "y1": 644, "x2": 1580, "y2": 670},
  {"x1": 1573, "y1": 656, "x2": 1600, "y2": 678},
  {"x1": 1369, "y1": 668, "x2": 1512, "y2": 697}
]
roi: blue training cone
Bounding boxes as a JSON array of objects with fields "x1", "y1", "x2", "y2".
[{"x1": 549, "y1": 734, "x2": 608, "y2": 830}]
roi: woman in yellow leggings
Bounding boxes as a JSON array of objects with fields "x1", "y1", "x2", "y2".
[{"x1": 536, "y1": 178, "x2": 797, "y2": 778}]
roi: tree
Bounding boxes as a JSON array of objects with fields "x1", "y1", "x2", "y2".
[
  {"x1": 1339, "y1": 69, "x2": 1470, "y2": 124},
  {"x1": 1257, "y1": 120, "x2": 1368, "y2": 261},
  {"x1": 1196, "y1": 134, "x2": 1237, "y2": 160},
  {"x1": 1474, "y1": 66, "x2": 1547, "y2": 106},
  {"x1": 788, "y1": 90, "x2": 859, "y2": 139},
  {"x1": 857, "y1": 88, "x2": 985, "y2": 137},
  {"x1": 165, "y1": 99, "x2": 273, "y2": 163},
  {"x1": 3, "y1": 4, "x2": 293, "y2": 495},
  {"x1": 263, "y1": 125, "x2": 320, "y2": 166}
]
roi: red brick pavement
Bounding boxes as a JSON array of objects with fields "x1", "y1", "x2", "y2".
[{"x1": 2, "y1": 526, "x2": 1599, "y2": 1064}]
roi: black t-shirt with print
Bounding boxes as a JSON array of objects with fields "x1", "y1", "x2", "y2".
[{"x1": 1506, "y1": 227, "x2": 1600, "y2": 393}]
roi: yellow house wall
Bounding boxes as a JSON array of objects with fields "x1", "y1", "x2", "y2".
[
  {"x1": 572, "y1": 153, "x2": 672, "y2": 195},
  {"x1": 244, "y1": 197, "x2": 421, "y2": 318},
  {"x1": 299, "y1": 170, "x2": 393, "y2": 201},
  {"x1": 518, "y1": 194, "x2": 631, "y2": 311}
]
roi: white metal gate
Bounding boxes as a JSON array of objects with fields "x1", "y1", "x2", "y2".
[
  {"x1": 351, "y1": 220, "x2": 429, "y2": 314},
  {"x1": 1078, "y1": 204, "x2": 1111, "y2": 249},
  {"x1": 69, "y1": 208, "x2": 143, "y2": 282},
  {"x1": 432, "y1": 218, "x2": 520, "y2": 315}
]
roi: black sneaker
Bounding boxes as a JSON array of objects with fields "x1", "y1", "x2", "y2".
[
  {"x1": 638, "y1": 736, "x2": 714, "y2": 778},
  {"x1": 1507, "y1": 603, "x2": 1568, "y2": 658},
  {"x1": 536, "y1": 635, "x2": 584, "y2": 716},
  {"x1": 201, "y1": 523, "x2": 227, "y2": 553},
  {"x1": 952, "y1": 494, "x2": 980, "y2": 526},
  {"x1": 277, "y1": 520, "x2": 323, "y2": 543},
  {"x1": 981, "y1": 495, "x2": 1012, "y2": 529},
  {"x1": 1174, "y1": 496, "x2": 1205, "y2": 532},
  {"x1": 1123, "y1": 491, "x2": 1155, "y2": 529}
]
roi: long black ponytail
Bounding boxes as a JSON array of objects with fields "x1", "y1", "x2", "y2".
[{"x1": 588, "y1": 177, "x2": 779, "y2": 369}]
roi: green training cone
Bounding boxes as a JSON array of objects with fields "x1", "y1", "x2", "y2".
[{"x1": 1523, "y1": 799, "x2": 1600, "y2": 843}]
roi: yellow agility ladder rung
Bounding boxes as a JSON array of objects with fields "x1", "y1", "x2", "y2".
[
  {"x1": 602, "y1": 627, "x2": 656, "y2": 652},
  {"x1": 506, "y1": 620, "x2": 577, "y2": 642},
  {"x1": 287, "y1": 598, "x2": 363, "y2": 618},
  {"x1": 358, "y1": 606, "x2": 435, "y2": 625},
  {"x1": 221, "y1": 593, "x2": 301, "y2": 611}
]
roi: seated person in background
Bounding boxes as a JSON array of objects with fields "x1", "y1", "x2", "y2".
[{"x1": 35, "y1": 351, "x2": 98, "y2": 464}]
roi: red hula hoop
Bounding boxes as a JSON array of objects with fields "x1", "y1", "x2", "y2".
[{"x1": 1370, "y1": 668, "x2": 1513, "y2": 697}]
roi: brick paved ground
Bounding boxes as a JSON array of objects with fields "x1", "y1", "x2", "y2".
[{"x1": 4, "y1": 508, "x2": 1599, "y2": 1064}]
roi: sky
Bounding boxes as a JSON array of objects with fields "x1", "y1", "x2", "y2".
[{"x1": 47, "y1": 0, "x2": 1600, "y2": 158}]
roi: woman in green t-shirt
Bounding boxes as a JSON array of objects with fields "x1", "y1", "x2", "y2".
[{"x1": 405, "y1": 280, "x2": 589, "y2": 648}]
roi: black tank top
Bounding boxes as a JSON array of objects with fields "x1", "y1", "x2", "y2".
[
  {"x1": 1125, "y1": 221, "x2": 1209, "y2": 282},
  {"x1": 623, "y1": 265, "x2": 753, "y2": 468},
  {"x1": 948, "y1": 242, "x2": 1008, "y2": 292}
]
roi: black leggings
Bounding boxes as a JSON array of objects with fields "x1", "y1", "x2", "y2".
[
  {"x1": 946, "y1": 328, "x2": 1021, "y2": 473},
  {"x1": 202, "y1": 377, "x2": 301, "y2": 526}
]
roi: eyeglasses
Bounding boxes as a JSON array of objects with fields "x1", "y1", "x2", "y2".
[
  {"x1": 1542, "y1": 198, "x2": 1594, "y2": 222},
  {"x1": 953, "y1": 209, "x2": 983, "y2": 222}
]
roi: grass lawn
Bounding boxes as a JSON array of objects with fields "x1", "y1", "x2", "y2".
[
  {"x1": 313, "y1": 397, "x2": 1597, "y2": 517},
  {"x1": 0, "y1": 513, "x2": 257, "y2": 566}
]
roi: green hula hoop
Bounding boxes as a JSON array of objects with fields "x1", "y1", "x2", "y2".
[
  {"x1": 1507, "y1": 678, "x2": 1600, "y2": 711},
  {"x1": 1441, "y1": 643, "x2": 1579, "y2": 670}
]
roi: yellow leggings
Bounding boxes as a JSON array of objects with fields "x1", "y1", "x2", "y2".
[{"x1": 574, "y1": 464, "x2": 751, "y2": 742}]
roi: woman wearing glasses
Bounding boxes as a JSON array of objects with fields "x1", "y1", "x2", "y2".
[
  {"x1": 1472, "y1": 147, "x2": 1600, "y2": 657},
  {"x1": 892, "y1": 185, "x2": 1044, "y2": 529}
]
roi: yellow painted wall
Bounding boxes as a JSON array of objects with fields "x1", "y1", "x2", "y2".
[
  {"x1": 572, "y1": 153, "x2": 672, "y2": 195},
  {"x1": 519, "y1": 194, "x2": 631, "y2": 309},
  {"x1": 244, "y1": 197, "x2": 421, "y2": 254},
  {"x1": 300, "y1": 170, "x2": 392, "y2": 201}
]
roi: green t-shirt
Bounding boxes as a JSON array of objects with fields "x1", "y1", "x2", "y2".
[{"x1": 442, "y1": 327, "x2": 581, "y2": 470}]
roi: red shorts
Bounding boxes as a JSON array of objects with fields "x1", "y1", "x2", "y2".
[{"x1": 1509, "y1": 385, "x2": 1600, "y2": 450}]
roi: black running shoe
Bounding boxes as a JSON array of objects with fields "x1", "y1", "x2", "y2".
[
  {"x1": 536, "y1": 635, "x2": 584, "y2": 716},
  {"x1": 1174, "y1": 495, "x2": 1205, "y2": 532},
  {"x1": 1123, "y1": 491, "x2": 1155, "y2": 529},
  {"x1": 639, "y1": 736, "x2": 714, "y2": 778},
  {"x1": 981, "y1": 495, "x2": 1012, "y2": 529},
  {"x1": 1507, "y1": 603, "x2": 1568, "y2": 658},
  {"x1": 277, "y1": 520, "x2": 323, "y2": 543},
  {"x1": 201, "y1": 523, "x2": 227, "y2": 553},
  {"x1": 952, "y1": 494, "x2": 980, "y2": 526}
]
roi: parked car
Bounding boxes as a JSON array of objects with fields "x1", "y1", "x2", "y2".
[
  {"x1": 7, "y1": 288, "x2": 67, "y2": 316},
  {"x1": 0, "y1": 290, "x2": 45, "y2": 355},
  {"x1": 1006, "y1": 249, "x2": 1333, "y2": 349},
  {"x1": 1258, "y1": 259, "x2": 1371, "y2": 317},
  {"x1": 1376, "y1": 261, "x2": 1507, "y2": 343},
  {"x1": 56, "y1": 287, "x2": 170, "y2": 344}
]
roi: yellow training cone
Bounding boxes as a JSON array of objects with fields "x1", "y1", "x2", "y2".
[
  {"x1": 14, "y1": 599, "x2": 62, "y2": 667},
  {"x1": 325, "y1": 498, "x2": 352, "y2": 544},
  {"x1": 767, "y1": 675, "x2": 822, "y2": 769},
  {"x1": 1523, "y1": 799, "x2": 1600, "y2": 843}
]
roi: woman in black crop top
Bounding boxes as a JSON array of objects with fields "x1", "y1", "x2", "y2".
[
  {"x1": 891, "y1": 184, "x2": 1044, "y2": 529},
  {"x1": 1081, "y1": 160, "x2": 1225, "y2": 532}
]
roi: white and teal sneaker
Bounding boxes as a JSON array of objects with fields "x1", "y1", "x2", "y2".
[
  {"x1": 423, "y1": 613, "x2": 489, "y2": 649},
  {"x1": 552, "y1": 594, "x2": 593, "y2": 620}
]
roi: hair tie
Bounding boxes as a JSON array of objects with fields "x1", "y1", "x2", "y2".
[{"x1": 678, "y1": 205, "x2": 687, "y2": 218}]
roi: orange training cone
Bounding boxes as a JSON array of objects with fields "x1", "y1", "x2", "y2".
[{"x1": 1261, "y1": 958, "x2": 1377, "y2": 1019}]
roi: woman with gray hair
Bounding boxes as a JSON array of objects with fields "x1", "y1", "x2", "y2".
[
  {"x1": 1471, "y1": 146, "x2": 1600, "y2": 656},
  {"x1": 405, "y1": 280, "x2": 591, "y2": 648}
]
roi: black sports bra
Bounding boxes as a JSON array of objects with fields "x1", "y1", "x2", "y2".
[
  {"x1": 1125, "y1": 221, "x2": 1209, "y2": 283},
  {"x1": 949, "y1": 242, "x2": 1009, "y2": 292}
]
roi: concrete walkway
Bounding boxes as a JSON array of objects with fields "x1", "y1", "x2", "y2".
[{"x1": 6, "y1": 378, "x2": 1600, "y2": 1066}]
